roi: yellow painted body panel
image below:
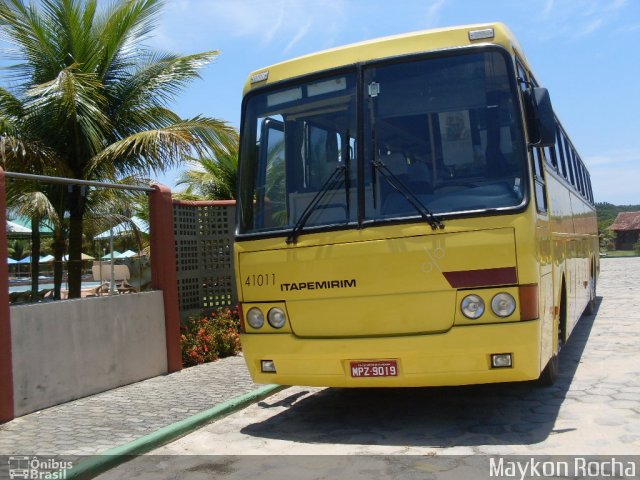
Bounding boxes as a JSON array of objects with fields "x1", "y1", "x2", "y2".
[
  {"x1": 236, "y1": 212, "x2": 545, "y2": 386},
  {"x1": 239, "y1": 228, "x2": 516, "y2": 337},
  {"x1": 244, "y1": 23, "x2": 522, "y2": 94},
  {"x1": 241, "y1": 320, "x2": 541, "y2": 387}
]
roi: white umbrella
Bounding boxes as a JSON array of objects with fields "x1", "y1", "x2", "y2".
[
  {"x1": 119, "y1": 250, "x2": 138, "y2": 258},
  {"x1": 101, "y1": 251, "x2": 123, "y2": 259},
  {"x1": 63, "y1": 253, "x2": 95, "y2": 261},
  {"x1": 6, "y1": 220, "x2": 31, "y2": 234},
  {"x1": 93, "y1": 217, "x2": 149, "y2": 240}
]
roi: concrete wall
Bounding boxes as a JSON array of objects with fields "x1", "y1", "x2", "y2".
[{"x1": 10, "y1": 291, "x2": 168, "y2": 417}]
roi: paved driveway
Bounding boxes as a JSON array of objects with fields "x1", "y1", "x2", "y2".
[{"x1": 98, "y1": 257, "x2": 640, "y2": 478}]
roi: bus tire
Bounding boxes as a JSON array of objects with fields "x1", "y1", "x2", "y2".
[
  {"x1": 584, "y1": 271, "x2": 596, "y2": 316},
  {"x1": 539, "y1": 282, "x2": 565, "y2": 386},
  {"x1": 538, "y1": 353, "x2": 558, "y2": 386}
]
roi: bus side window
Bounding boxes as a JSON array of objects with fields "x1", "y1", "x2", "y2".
[
  {"x1": 563, "y1": 135, "x2": 576, "y2": 186},
  {"x1": 532, "y1": 147, "x2": 547, "y2": 213},
  {"x1": 575, "y1": 159, "x2": 584, "y2": 195},
  {"x1": 586, "y1": 174, "x2": 594, "y2": 203},
  {"x1": 555, "y1": 125, "x2": 567, "y2": 179},
  {"x1": 516, "y1": 60, "x2": 528, "y2": 93},
  {"x1": 545, "y1": 146, "x2": 557, "y2": 171}
]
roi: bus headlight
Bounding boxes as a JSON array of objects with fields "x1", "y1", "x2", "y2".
[
  {"x1": 461, "y1": 294, "x2": 485, "y2": 319},
  {"x1": 491, "y1": 292, "x2": 516, "y2": 317},
  {"x1": 246, "y1": 307, "x2": 265, "y2": 329},
  {"x1": 268, "y1": 307, "x2": 287, "y2": 329}
]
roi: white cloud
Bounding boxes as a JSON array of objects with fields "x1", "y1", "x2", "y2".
[
  {"x1": 283, "y1": 20, "x2": 313, "y2": 54},
  {"x1": 157, "y1": 0, "x2": 348, "y2": 56},
  {"x1": 585, "y1": 149, "x2": 640, "y2": 167},
  {"x1": 533, "y1": 0, "x2": 631, "y2": 40},
  {"x1": 574, "y1": 18, "x2": 604, "y2": 38},
  {"x1": 542, "y1": 0, "x2": 556, "y2": 18},
  {"x1": 424, "y1": 0, "x2": 448, "y2": 28},
  {"x1": 585, "y1": 149, "x2": 640, "y2": 204}
]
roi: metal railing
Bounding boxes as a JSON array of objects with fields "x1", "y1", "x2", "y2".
[{"x1": 5, "y1": 171, "x2": 154, "y2": 303}]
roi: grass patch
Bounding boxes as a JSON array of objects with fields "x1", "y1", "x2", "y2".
[{"x1": 602, "y1": 250, "x2": 639, "y2": 258}]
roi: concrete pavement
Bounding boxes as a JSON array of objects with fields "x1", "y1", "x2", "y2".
[
  {"x1": 108, "y1": 257, "x2": 640, "y2": 461},
  {"x1": 0, "y1": 355, "x2": 263, "y2": 457}
]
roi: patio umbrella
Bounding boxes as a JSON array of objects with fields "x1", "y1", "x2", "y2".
[
  {"x1": 94, "y1": 217, "x2": 149, "y2": 240},
  {"x1": 6, "y1": 220, "x2": 31, "y2": 237},
  {"x1": 7, "y1": 257, "x2": 18, "y2": 264},
  {"x1": 101, "y1": 251, "x2": 123, "y2": 259},
  {"x1": 63, "y1": 253, "x2": 95, "y2": 261},
  {"x1": 14, "y1": 255, "x2": 56, "y2": 264},
  {"x1": 119, "y1": 250, "x2": 138, "y2": 258}
]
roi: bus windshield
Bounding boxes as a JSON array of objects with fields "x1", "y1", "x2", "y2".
[{"x1": 238, "y1": 48, "x2": 527, "y2": 236}]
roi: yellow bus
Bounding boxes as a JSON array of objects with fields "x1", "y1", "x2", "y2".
[{"x1": 235, "y1": 23, "x2": 598, "y2": 387}]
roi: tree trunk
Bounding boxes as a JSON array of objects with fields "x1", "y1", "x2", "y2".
[
  {"x1": 67, "y1": 186, "x2": 86, "y2": 299},
  {"x1": 52, "y1": 226, "x2": 65, "y2": 300},
  {"x1": 30, "y1": 217, "x2": 41, "y2": 302}
]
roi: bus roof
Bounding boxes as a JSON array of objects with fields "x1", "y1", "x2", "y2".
[{"x1": 243, "y1": 22, "x2": 525, "y2": 95}]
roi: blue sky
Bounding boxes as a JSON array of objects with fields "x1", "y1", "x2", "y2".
[{"x1": 148, "y1": 0, "x2": 639, "y2": 205}]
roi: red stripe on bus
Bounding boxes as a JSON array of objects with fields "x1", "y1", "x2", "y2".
[{"x1": 442, "y1": 267, "x2": 517, "y2": 288}]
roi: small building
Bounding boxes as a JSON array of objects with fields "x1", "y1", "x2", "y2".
[{"x1": 610, "y1": 211, "x2": 640, "y2": 250}]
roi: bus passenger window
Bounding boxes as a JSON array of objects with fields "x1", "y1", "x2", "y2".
[
  {"x1": 532, "y1": 148, "x2": 547, "y2": 213},
  {"x1": 555, "y1": 126, "x2": 568, "y2": 179},
  {"x1": 545, "y1": 146, "x2": 557, "y2": 170}
]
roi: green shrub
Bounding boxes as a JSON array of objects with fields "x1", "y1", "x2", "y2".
[{"x1": 181, "y1": 306, "x2": 242, "y2": 367}]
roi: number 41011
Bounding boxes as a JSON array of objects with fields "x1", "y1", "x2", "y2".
[{"x1": 244, "y1": 273, "x2": 276, "y2": 287}]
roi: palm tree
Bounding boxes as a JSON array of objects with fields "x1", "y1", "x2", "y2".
[
  {"x1": 7, "y1": 187, "x2": 59, "y2": 299},
  {"x1": 7, "y1": 239, "x2": 29, "y2": 259},
  {"x1": 0, "y1": 0, "x2": 236, "y2": 298},
  {"x1": 176, "y1": 133, "x2": 239, "y2": 200}
]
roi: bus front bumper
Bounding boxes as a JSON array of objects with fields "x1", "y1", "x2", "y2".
[{"x1": 240, "y1": 319, "x2": 542, "y2": 387}]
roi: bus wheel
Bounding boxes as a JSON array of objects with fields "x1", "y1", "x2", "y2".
[
  {"x1": 538, "y1": 352, "x2": 558, "y2": 386},
  {"x1": 584, "y1": 275, "x2": 596, "y2": 315},
  {"x1": 539, "y1": 284, "x2": 564, "y2": 387}
]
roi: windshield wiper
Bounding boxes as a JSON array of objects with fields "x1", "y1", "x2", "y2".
[
  {"x1": 373, "y1": 160, "x2": 444, "y2": 230},
  {"x1": 286, "y1": 165, "x2": 347, "y2": 244}
]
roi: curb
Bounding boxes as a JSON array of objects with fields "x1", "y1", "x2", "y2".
[{"x1": 65, "y1": 383, "x2": 284, "y2": 479}]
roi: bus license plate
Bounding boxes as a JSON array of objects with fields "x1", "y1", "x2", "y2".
[{"x1": 350, "y1": 360, "x2": 398, "y2": 378}]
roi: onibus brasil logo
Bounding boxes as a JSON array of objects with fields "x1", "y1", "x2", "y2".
[{"x1": 8, "y1": 456, "x2": 73, "y2": 479}]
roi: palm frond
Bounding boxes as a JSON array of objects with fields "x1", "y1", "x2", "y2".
[
  {"x1": 176, "y1": 134, "x2": 239, "y2": 200},
  {"x1": 24, "y1": 63, "x2": 110, "y2": 155},
  {"x1": 7, "y1": 189, "x2": 60, "y2": 227},
  {"x1": 0, "y1": 0, "x2": 63, "y2": 83},
  {"x1": 0, "y1": 86, "x2": 24, "y2": 119},
  {"x1": 97, "y1": 0, "x2": 164, "y2": 75},
  {"x1": 111, "y1": 106, "x2": 182, "y2": 137},
  {"x1": 87, "y1": 116, "x2": 237, "y2": 177},
  {"x1": 109, "y1": 50, "x2": 219, "y2": 117}
]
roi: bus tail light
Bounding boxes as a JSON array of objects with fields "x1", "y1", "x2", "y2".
[{"x1": 519, "y1": 284, "x2": 539, "y2": 320}]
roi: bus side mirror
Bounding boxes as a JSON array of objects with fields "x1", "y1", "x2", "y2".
[{"x1": 525, "y1": 87, "x2": 556, "y2": 147}]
